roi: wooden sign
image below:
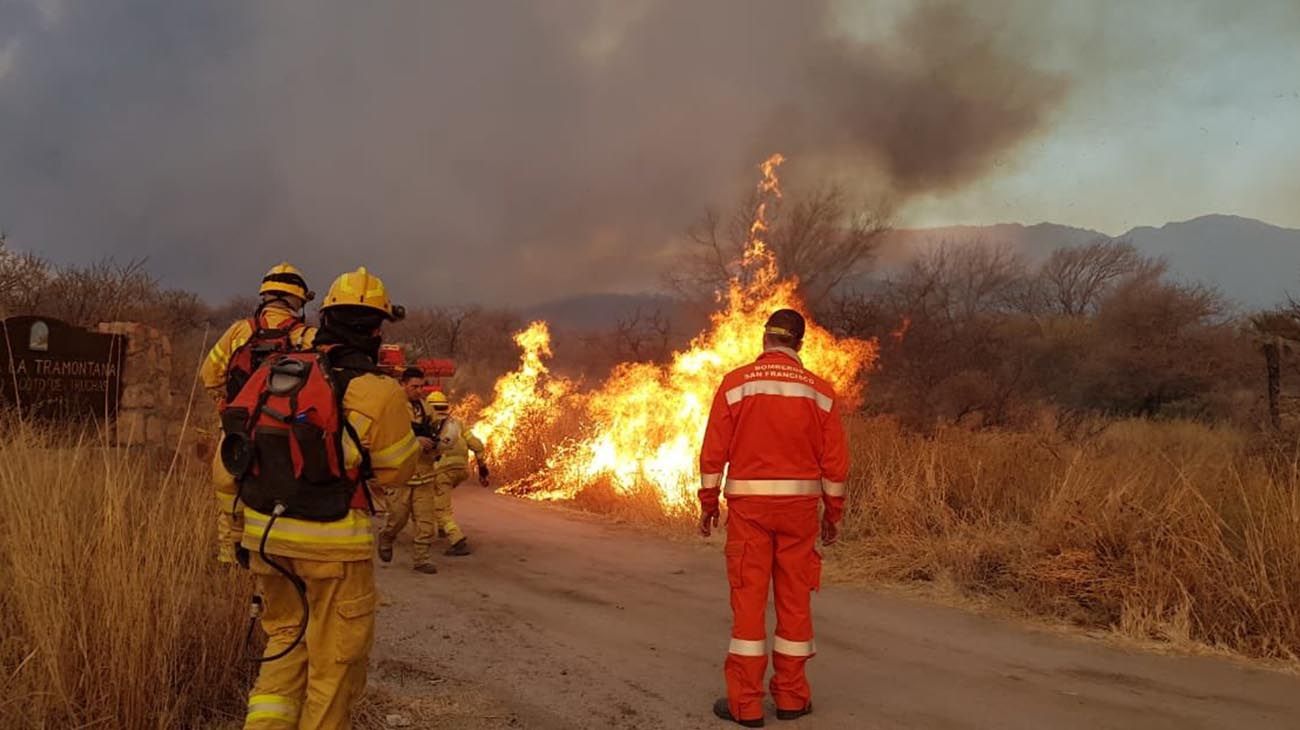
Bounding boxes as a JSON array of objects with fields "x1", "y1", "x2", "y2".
[{"x1": 0, "y1": 316, "x2": 127, "y2": 420}]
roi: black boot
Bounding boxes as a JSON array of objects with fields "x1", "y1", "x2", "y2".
[
  {"x1": 713, "y1": 698, "x2": 764, "y2": 728},
  {"x1": 776, "y1": 704, "x2": 812, "y2": 721},
  {"x1": 445, "y1": 538, "x2": 471, "y2": 557}
]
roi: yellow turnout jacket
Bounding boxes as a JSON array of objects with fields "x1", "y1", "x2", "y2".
[{"x1": 200, "y1": 303, "x2": 316, "y2": 406}]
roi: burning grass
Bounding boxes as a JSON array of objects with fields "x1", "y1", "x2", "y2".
[{"x1": 0, "y1": 420, "x2": 252, "y2": 728}]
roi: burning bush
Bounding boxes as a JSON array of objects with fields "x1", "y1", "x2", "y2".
[{"x1": 470, "y1": 156, "x2": 877, "y2": 512}]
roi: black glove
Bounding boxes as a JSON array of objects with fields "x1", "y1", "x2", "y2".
[
  {"x1": 235, "y1": 545, "x2": 251, "y2": 570},
  {"x1": 478, "y1": 464, "x2": 491, "y2": 487}
]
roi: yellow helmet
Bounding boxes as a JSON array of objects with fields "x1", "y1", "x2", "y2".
[
  {"x1": 320, "y1": 267, "x2": 406, "y2": 320},
  {"x1": 425, "y1": 390, "x2": 450, "y2": 412},
  {"x1": 260, "y1": 262, "x2": 314, "y2": 301}
]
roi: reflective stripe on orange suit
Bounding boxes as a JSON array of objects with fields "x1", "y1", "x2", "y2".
[
  {"x1": 698, "y1": 347, "x2": 849, "y2": 721},
  {"x1": 222, "y1": 370, "x2": 417, "y2": 730}
]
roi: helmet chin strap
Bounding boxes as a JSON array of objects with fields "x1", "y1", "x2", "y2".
[{"x1": 256, "y1": 295, "x2": 301, "y2": 317}]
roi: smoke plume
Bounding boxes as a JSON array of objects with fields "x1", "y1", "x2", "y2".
[{"x1": 0, "y1": 0, "x2": 1067, "y2": 305}]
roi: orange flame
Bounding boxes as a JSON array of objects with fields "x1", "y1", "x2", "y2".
[
  {"x1": 472, "y1": 321, "x2": 573, "y2": 466},
  {"x1": 473, "y1": 154, "x2": 877, "y2": 513}
]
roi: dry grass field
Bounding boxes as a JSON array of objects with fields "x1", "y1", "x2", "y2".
[
  {"x1": 0, "y1": 421, "x2": 252, "y2": 729},
  {"x1": 835, "y1": 418, "x2": 1299, "y2": 662},
  {"x1": 4, "y1": 411, "x2": 1297, "y2": 728}
]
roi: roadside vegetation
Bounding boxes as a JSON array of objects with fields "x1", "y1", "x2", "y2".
[
  {"x1": 838, "y1": 416, "x2": 1300, "y2": 662},
  {"x1": 0, "y1": 420, "x2": 252, "y2": 729}
]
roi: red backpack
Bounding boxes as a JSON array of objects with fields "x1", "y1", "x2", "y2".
[
  {"x1": 220, "y1": 348, "x2": 373, "y2": 522},
  {"x1": 224, "y1": 316, "x2": 304, "y2": 404}
]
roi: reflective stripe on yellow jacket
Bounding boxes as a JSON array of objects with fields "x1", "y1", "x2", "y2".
[
  {"x1": 433, "y1": 417, "x2": 485, "y2": 475},
  {"x1": 223, "y1": 370, "x2": 418, "y2": 562},
  {"x1": 200, "y1": 304, "x2": 316, "y2": 406}
]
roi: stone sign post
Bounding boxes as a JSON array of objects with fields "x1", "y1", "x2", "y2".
[{"x1": 0, "y1": 316, "x2": 127, "y2": 420}]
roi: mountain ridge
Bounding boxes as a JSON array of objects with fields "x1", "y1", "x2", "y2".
[{"x1": 527, "y1": 214, "x2": 1300, "y2": 329}]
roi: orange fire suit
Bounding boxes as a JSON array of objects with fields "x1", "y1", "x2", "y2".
[{"x1": 698, "y1": 347, "x2": 849, "y2": 722}]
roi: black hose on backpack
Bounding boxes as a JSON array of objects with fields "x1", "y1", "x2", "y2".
[{"x1": 247, "y1": 503, "x2": 309, "y2": 664}]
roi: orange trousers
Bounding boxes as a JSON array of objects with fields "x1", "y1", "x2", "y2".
[{"x1": 723, "y1": 495, "x2": 822, "y2": 722}]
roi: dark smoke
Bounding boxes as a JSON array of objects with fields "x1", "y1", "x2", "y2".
[
  {"x1": 0, "y1": 1, "x2": 1065, "y2": 306},
  {"x1": 788, "y1": 1, "x2": 1067, "y2": 196}
]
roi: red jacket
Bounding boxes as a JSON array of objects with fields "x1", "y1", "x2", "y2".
[{"x1": 698, "y1": 348, "x2": 849, "y2": 523}]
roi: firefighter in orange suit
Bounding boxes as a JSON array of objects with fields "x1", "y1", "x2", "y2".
[
  {"x1": 218, "y1": 267, "x2": 419, "y2": 729},
  {"x1": 698, "y1": 309, "x2": 849, "y2": 728}
]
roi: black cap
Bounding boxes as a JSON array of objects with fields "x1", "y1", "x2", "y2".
[{"x1": 764, "y1": 309, "x2": 806, "y2": 342}]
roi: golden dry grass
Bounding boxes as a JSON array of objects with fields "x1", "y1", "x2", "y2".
[
  {"x1": 0, "y1": 420, "x2": 252, "y2": 729},
  {"x1": 836, "y1": 417, "x2": 1300, "y2": 662}
]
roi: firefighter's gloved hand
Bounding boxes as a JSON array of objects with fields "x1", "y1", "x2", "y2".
[
  {"x1": 699, "y1": 505, "x2": 721, "y2": 537},
  {"x1": 821, "y1": 517, "x2": 839, "y2": 546},
  {"x1": 698, "y1": 487, "x2": 722, "y2": 537},
  {"x1": 235, "y1": 545, "x2": 251, "y2": 569},
  {"x1": 478, "y1": 464, "x2": 490, "y2": 487},
  {"x1": 417, "y1": 436, "x2": 436, "y2": 453}
]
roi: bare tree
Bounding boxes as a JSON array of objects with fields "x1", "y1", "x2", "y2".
[
  {"x1": 0, "y1": 235, "x2": 52, "y2": 317},
  {"x1": 1086, "y1": 276, "x2": 1230, "y2": 416},
  {"x1": 613, "y1": 306, "x2": 672, "y2": 362},
  {"x1": 389, "y1": 305, "x2": 484, "y2": 359},
  {"x1": 889, "y1": 242, "x2": 1029, "y2": 328},
  {"x1": 1034, "y1": 239, "x2": 1153, "y2": 316},
  {"x1": 668, "y1": 185, "x2": 890, "y2": 307}
]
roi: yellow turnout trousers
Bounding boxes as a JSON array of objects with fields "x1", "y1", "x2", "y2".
[
  {"x1": 245, "y1": 557, "x2": 376, "y2": 730},
  {"x1": 433, "y1": 468, "x2": 468, "y2": 545},
  {"x1": 380, "y1": 484, "x2": 440, "y2": 566}
]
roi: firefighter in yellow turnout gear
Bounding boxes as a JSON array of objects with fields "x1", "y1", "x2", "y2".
[
  {"x1": 377, "y1": 368, "x2": 445, "y2": 573},
  {"x1": 201, "y1": 262, "x2": 317, "y2": 404},
  {"x1": 426, "y1": 390, "x2": 489, "y2": 557},
  {"x1": 217, "y1": 267, "x2": 417, "y2": 730},
  {"x1": 205, "y1": 263, "x2": 317, "y2": 566}
]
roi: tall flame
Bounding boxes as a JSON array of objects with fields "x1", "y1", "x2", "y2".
[
  {"x1": 472, "y1": 321, "x2": 573, "y2": 468},
  {"x1": 473, "y1": 154, "x2": 877, "y2": 512}
]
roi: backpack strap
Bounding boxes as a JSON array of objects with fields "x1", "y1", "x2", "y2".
[
  {"x1": 319, "y1": 346, "x2": 382, "y2": 504},
  {"x1": 254, "y1": 312, "x2": 304, "y2": 336}
]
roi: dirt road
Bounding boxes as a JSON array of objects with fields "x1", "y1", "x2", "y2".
[{"x1": 369, "y1": 488, "x2": 1299, "y2": 729}]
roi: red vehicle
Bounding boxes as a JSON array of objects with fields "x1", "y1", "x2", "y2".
[{"x1": 377, "y1": 345, "x2": 457, "y2": 393}]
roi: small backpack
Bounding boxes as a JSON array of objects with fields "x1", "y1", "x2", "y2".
[
  {"x1": 220, "y1": 348, "x2": 372, "y2": 522},
  {"x1": 224, "y1": 316, "x2": 304, "y2": 404},
  {"x1": 433, "y1": 417, "x2": 462, "y2": 456}
]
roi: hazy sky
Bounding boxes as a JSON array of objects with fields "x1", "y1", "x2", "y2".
[{"x1": 1, "y1": 0, "x2": 1297, "y2": 305}]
